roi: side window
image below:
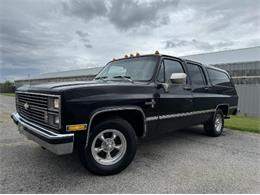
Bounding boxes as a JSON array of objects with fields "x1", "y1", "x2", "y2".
[
  {"x1": 207, "y1": 68, "x2": 231, "y2": 87},
  {"x1": 186, "y1": 63, "x2": 206, "y2": 86},
  {"x1": 164, "y1": 59, "x2": 184, "y2": 82}
]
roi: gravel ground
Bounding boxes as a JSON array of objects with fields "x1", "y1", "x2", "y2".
[{"x1": 0, "y1": 95, "x2": 260, "y2": 193}]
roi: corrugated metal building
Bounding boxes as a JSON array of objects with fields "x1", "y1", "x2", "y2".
[
  {"x1": 15, "y1": 46, "x2": 260, "y2": 117},
  {"x1": 15, "y1": 67, "x2": 102, "y2": 87}
]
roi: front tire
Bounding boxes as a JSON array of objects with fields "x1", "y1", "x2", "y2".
[
  {"x1": 79, "y1": 117, "x2": 137, "y2": 175},
  {"x1": 204, "y1": 109, "x2": 224, "y2": 137}
]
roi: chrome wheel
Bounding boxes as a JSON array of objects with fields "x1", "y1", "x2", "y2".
[
  {"x1": 215, "y1": 113, "x2": 223, "y2": 132},
  {"x1": 91, "y1": 129, "x2": 127, "y2": 166}
]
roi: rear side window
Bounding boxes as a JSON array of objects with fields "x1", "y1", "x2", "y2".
[
  {"x1": 186, "y1": 63, "x2": 206, "y2": 86},
  {"x1": 207, "y1": 68, "x2": 231, "y2": 87}
]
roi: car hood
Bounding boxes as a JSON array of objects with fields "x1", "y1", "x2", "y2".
[{"x1": 17, "y1": 80, "x2": 153, "y2": 93}]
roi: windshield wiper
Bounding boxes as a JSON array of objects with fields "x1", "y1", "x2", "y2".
[
  {"x1": 95, "y1": 76, "x2": 108, "y2": 81},
  {"x1": 113, "y1": 75, "x2": 134, "y2": 83}
]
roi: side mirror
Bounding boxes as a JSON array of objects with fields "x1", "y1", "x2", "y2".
[{"x1": 169, "y1": 73, "x2": 187, "y2": 84}]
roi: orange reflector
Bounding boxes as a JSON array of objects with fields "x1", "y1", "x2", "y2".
[
  {"x1": 66, "y1": 124, "x2": 87, "y2": 131},
  {"x1": 155, "y1": 50, "x2": 160, "y2": 55}
]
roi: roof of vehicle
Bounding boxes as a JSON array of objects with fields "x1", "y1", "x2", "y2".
[
  {"x1": 109, "y1": 53, "x2": 229, "y2": 74},
  {"x1": 111, "y1": 46, "x2": 260, "y2": 67},
  {"x1": 203, "y1": 64, "x2": 229, "y2": 74},
  {"x1": 183, "y1": 58, "x2": 229, "y2": 74},
  {"x1": 109, "y1": 53, "x2": 186, "y2": 63}
]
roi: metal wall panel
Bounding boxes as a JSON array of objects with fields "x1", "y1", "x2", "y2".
[
  {"x1": 235, "y1": 84, "x2": 260, "y2": 117},
  {"x1": 214, "y1": 61, "x2": 260, "y2": 117}
]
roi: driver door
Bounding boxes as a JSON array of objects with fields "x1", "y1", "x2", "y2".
[{"x1": 156, "y1": 58, "x2": 193, "y2": 133}]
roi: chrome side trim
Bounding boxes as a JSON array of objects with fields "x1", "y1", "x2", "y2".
[
  {"x1": 146, "y1": 116, "x2": 159, "y2": 121},
  {"x1": 229, "y1": 106, "x2": 238, "y2": 109},
  {"x1": 146, "y1": 104, "x2": 236, "y2": 122},
  {"x1": 146, "y1": 109, "x2": 216, "y2": 121},
  {"x1": 86, "y1": 106, "x2": 146, "y2": 147},
  {"x1": 159, "y1": 109, "x2": 215, "y2": 120}
]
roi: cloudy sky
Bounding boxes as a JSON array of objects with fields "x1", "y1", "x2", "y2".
[{"x1": 0, "y1": 0, "x2": 259, "y2": 82}]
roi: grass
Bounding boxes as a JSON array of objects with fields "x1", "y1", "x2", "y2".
[
  {"x1": 0, "y1": 93, "x2": 15, "y2": 97},
  {"x1": 225, "y1": 115, "x2": 260, "y2": 134}
]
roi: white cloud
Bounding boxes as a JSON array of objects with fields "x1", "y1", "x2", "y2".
[{"x1": 0, "y1": 0, "x2": 259, "y2": 82}]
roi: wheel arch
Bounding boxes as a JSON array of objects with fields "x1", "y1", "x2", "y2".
[
  {"x1": 216, "y1": 104, "x2": 229, "y2": 116},
  {"x1": 85, "y1": 106, "x2": 146, "y2": 146}
]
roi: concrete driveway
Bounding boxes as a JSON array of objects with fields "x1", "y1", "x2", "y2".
[{"x1": 0, "y1": 95, "x2": 259, "y2": 193}]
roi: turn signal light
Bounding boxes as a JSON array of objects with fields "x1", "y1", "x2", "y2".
[{"x1": 66, "y1": 124, "x2": 87, "y2": 132}]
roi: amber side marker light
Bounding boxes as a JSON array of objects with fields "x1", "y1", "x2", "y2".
[{"x1": 66, "y1": 124, "x2": 87, "y2": 132}]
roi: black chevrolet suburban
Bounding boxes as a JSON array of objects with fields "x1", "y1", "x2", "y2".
[{"x1": 11, "y1": 52, "x2": 238, "y2": 175}]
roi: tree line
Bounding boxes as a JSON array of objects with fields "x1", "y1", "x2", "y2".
[{"x1": 0, "y1": 81, "x2": 15, "y2": 93}]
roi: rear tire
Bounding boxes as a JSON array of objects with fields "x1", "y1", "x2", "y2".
[
  {"x1": 79, "y1": 117, "x2": 137, "y2": 175},
  {"x1": 204, "y1": 109, "x2": 224, "y2": 137}
]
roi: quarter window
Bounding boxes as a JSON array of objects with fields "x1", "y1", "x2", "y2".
[
  {"x1": 207, "y1": 68, "x2": 231, "y2": 87},
  {"x1": 187, "y1": 63, "x2": 206, "y2": 86}
]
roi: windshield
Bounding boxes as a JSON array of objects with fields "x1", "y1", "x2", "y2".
[{"x1": 96, "y1": 56, "x2": 157, "y2": 81}]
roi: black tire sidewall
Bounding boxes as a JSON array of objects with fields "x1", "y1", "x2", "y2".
[
  {"x1": 214, "y1": 109, "x2": 224, "y2": 135},
  {"x1": 80, "y1": 117, "x2": 137, "y2": 175},
  {"x1": 205, "y1": 109, "x2": 224, "y2": 137}
]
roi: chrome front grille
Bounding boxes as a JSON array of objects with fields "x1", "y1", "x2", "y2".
[
  {"x1": 18, "y1": 94, "x2": 48, "y2": 109},
  {"x1": 16, "y1": 92, "x2": 61, "y2": 130}
]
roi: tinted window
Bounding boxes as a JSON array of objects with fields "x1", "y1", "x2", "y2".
[
  {"x1": 164, "y1": 60, "x2": 184, "y2": 81},
  {"x1": 208, "y1": 68, "x2": 231, "y2": 86},
  {"x1": 187, "y1": 63, "x2": 206, "y2": 86}
]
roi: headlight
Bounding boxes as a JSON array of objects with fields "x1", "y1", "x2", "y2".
[
  {"x1": 53, "y1": 98, "x2": 59, "y2": 109},
  {"x1": 54, "y1": 115, "x2": 60, "y2": 124}
]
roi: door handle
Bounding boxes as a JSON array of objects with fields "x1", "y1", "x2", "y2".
[{"x1": 187, "y1": 99, "x2": 193, "y2": 103}]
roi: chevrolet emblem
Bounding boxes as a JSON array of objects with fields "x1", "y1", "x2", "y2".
[{"x1": 24, "y1": 103, "x2": 29, "y2": 110}]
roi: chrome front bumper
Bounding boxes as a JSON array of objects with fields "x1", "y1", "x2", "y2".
[{"x1": 11, "y1": 112, "x2": 74, "y2": 155}]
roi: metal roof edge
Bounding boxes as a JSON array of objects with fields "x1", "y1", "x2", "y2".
[{"x1": 180, "y1": 46, "x2": 260, "y2": 58}]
